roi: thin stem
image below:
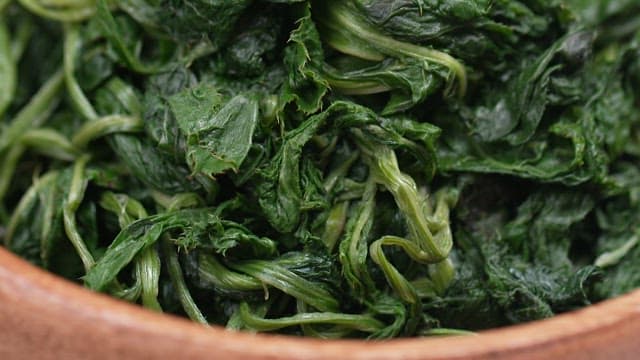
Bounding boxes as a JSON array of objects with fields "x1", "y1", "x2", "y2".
[
  {"x1": 157, "y1": 192, "x2": 207, "y2": 323},
  {"x1": 0, "y1": 16, "x2": 16, "y2": 117},
  {"x1": 321, "y1": 201, "x2": 349, "y2": 252},
  {"x1": 21, "y1": 128, "x2": 79, "y2": 161},
  {"x1": 17, "y1": 0, "x2": 95, "y2": 22},
  {"x1": 231, "y1": 260, "x2": 340, "y2": 313},
  {"x1": 355, "y1": 131, "x2": 449, "y2": 262},
  {"x1": 162, "y1": 238, "x2": 208, "y2": 324},
  {"x1": 369, "y1": 236, "x2": 420, "y2": 304},
  {"x1": 197, "y1": 254, "x2": 262, "y2": 292},
  {"x1": 5, "y1": 172, "x2": 59, "y2": 247},
  {"x1": 64, "y1": 23, "x2": 98, "y2": 121},
  {"x1": 72, "y1": 115, "x2": 142, "y2": 148},
  {"x1": 10, "y1": 16, "x2": 33, "y2": 61},
  {"x1": 323, "y1": 149, "x2": 359, "y2": 192},
  {"x1": 238, "y1": 303, "x2": 384, "y2": 333},
  {"x1": 319, "y1": 0, "x2": 467, "y2": 97},
  {"x1": 136, "y1": 246, "x2": 163, "y2": 311},
  {"x1": 63, "y1": 154, "x2": 94, "y2": 271},
  {"x1": 595, "y1": 233, "x2": 639, "y2": 268},
  {"x1": 0, "y1": 69, "x2": 64, "y2": 153}
]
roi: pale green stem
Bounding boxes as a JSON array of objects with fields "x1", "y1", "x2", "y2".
[
  {"x1": 321, "y1": 201, "x2": 349, "y2": 252},
  {"x1": 17, "y1": 0, "x2": 95, "y2": 22},
  {"x1": 595, "y1": 233, "x2": 640, "y2": 268},
  {"x1": 22, "y1": 128, "x2": 80, "y2": 161},
  {"x1": 158, "y1": 193, "x2": 207, "y2": 323},
  {"x1": 72, "y1": 115, "x2": 143, "y2": 148},
  {"x1": 10, "y1": 17, "x2": 33, "y2": 61},
  {"x1": 320, "y1": 0, "x2": 467, "y2": 97},
  {"x1": 0, "y1": 70, "x2": 64, "y2": 153},
  {"x1": 62, "y1": 154, "x2": 94, "y2": 271},
  {"x1": 136, "y1": 246, "x2": 163, "y2": 311},
  {"x1": 0, "y1": 17, "x2": 15, "y2": 117},
  {"x1": 64, "y1": 23, "x2": 98, "y2": 121},
  {"x1": 198, "y1": 254, "x2": 263, "y2": 292},
  {"x1": 238, "y1": 303, "x2": 384, "y2": 333},
  {"x1": 5, "y1": 172, "x2": 59, "y2": 247},
  {"x1": 162, "y1": 238, "x2": 208, "y2": 324}
]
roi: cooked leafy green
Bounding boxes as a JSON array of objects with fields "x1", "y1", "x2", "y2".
[{"x1": 1, "y1": 0, "x2": 640, "y2": 338}]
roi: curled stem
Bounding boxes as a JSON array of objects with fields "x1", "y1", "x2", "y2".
[
  {"x1": 355, "y1": 130, "x2": 452, "y2": 262},
  {"x1": 316, "y1": 0, "x2": 467, "y2": 97}
]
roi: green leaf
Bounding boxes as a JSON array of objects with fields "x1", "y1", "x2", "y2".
[
  {"x1": 280, "y1": 3, "x2": 328, "y2": 114},
  {"x1": 169, "y1": 84, "x2": 259, "y2": 176}
]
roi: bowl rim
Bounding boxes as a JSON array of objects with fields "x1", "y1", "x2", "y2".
[{"x1": 1, "y1": 246, "x2": 639, "y2": 359}]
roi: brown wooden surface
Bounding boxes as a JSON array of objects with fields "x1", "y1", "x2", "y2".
[{"x1": 0, "y1": 247, "x2": 639, "y2": 360}]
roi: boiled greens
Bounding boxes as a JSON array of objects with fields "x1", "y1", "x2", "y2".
[{"x1": 1, "y1": 0, "x2": 640, "y2": 338}]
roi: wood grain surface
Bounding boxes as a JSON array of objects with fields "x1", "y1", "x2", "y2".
[{"x1": 0, "y1": 247, "x2": 638, "y2": 360}]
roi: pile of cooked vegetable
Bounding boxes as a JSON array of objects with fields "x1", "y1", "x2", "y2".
[{"x1": 1, "y1": 0, "x2": 640, "y2": 338}]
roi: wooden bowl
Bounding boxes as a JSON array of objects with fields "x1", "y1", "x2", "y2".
[{"x1": 0, "y1": 247, "x2": 639, "y2": 360}]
